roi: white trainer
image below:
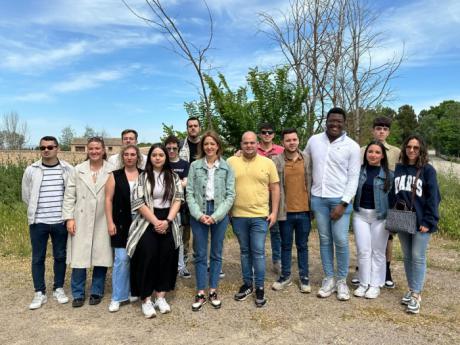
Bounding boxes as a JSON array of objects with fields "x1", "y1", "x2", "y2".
[
  {"x1": 129, "y1": 296, "x2": 139, "y2": 303},
  {"x1": 365, "y1": 286, "x2": 380, "y2": 299},
  {"x1": 29, "y1": 291, "x2": 47, "y2": 310},
  {"x1": 317, "y1": 277, "x2": 336, "y2": 298},
  {"x1": 353, "y1": 284, "x2": 368, "y2": 298},
  {"x1": 52, "y1": 288, "x2": 69, "y2": 304},
  {"x1": 142, "y1": 299, "x2": 156, "y2": 318},
  {"x1": 336, "y1": 279, "x2": 351, "y2": 301},
  {"x1": 154, "y1": 297, "x2": 171, "y2": 314},
  {"x1": 108, "y1": 300, "x2": 120, "y2": 312}
]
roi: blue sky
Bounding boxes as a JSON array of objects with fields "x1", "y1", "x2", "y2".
[{"x1": 1, "y1": 0, "x2": 459, "y2": 145}]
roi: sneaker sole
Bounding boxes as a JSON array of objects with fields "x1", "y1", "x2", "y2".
[
  {"x1": 192, "y1": 300, "x2": 207, "y2": 312},
  {"x1": 272, "y1": 281, "x2": 293, "y2": 291},
  {"x1": 234, "y1": 293, "x2": 252, "y2": 301},
  {"x1": 210, "y1": 302, "x2": 221, "y2": 309},
  {"x1": 179, "y1": 275, "x2": 192, "y2": 279},
  {"x1": 337, "y1": 295, "x2": 351, "y2": 301},
  {"x1": 384, "y1": 282, "x2": 396, "y2": 289},
  {"x1": 317, "y1": 289, "x2": 336, "y2": 298},
  {"x1": 406, "y1": 307, "x2": 420, "y2": 314},
  {"x1": 255, "y1": 300, "x2": 267, "y2": 308},
  {"x1": 144, "y1": 312, "x2": 157, "y2": 318}
]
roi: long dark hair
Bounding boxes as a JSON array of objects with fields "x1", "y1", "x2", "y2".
[
  {"x1": 363, "y1": 140, "x2": 391, "y2": 192},
  {"x1": 400, "y1": 134, "x2": 429, "y2": 168},
  {"x1": 145, "y1": 143, "x2": 174, "y2": 203}
]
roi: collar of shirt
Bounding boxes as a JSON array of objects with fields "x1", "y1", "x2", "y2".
[
  {"x1": 205, "y1": 157, "x2": 220, "y2": 169},
  {"x1": 257, "y1": 143, "x2": 284, "y2": 157}
]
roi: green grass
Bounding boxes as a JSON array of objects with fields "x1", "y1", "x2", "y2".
[
  {"x1": 0, "y1": 202, "x2": 30, "y2": 257},
  {"x1": 437, "y1": 172, "x2": 460, "y2": 239}
]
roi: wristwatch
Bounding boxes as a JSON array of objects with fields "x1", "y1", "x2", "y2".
[
  {"x1": 166, "y1": 219, "x2": 173, "y2": 224},
  {"x1": 340, "y1": 201, "x2": 349, "y2": 208}
]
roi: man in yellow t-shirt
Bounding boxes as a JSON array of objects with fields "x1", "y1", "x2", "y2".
[{"x1": 227, "y1": 131, "x2": 280, "y2": 308}]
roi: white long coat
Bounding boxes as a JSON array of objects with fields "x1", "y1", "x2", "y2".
[{"x1": 62, "y1": 160, "x2": 113, "y2": 268}]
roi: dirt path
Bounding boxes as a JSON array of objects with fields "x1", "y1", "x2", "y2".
[
  {"x1": 429, "y1": 154, "x2": 460, "y2": 178},
  {"x1": 1, "y1": 234, "x2": 459, "y2": 345}
]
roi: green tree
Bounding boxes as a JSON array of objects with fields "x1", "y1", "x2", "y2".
[
  {"x1": 184, "y1": 67, "x2": 308, "y2": 149},
  {"x1": 59, "y1": 126, "x2": 75, "y2": 151},
  {"x1": 160, "y1": 123, "x2": 187, "y2": 142},
  {"x1": 394, "y1": 105, "x2": 418, "y2": 142}
]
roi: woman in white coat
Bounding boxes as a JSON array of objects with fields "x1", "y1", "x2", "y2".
[{"x1": 63, "y1": 137, "x2": 114, "y2": 307}]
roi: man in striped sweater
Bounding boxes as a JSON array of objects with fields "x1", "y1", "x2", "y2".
[{"x1": 22, "y1": 136, "x2": 74, "y2": 310}]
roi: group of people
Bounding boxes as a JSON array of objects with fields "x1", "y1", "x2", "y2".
[{"x1": 22, "y1": 108, "x2": 440, "y2": 318}]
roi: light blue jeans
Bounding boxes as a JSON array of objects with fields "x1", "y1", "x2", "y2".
[
  {"x1": 398, "y1": 231, "x2": 431, "y2": 293},
  {"x1": 190, "y1": 201, "x2": 229, "y2": 291},
  {"x1": 311, "y1": 196, "x2": 352, "y2": 280},
  {"x1": 111, "y1": 248, "x2": 130, "y2": 302},
  {"x1": 232, "y1": 217, "x2": 268, "y2": 289}
]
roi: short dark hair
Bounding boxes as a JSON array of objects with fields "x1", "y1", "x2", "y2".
[
  {"x1": 121, "y1": 129, "x2": 138, "y2": 140},
  {"x1": 373, "y1": 117, "x2": 392, "y2": 128},
  {"x1": 326, "y1": 107, "x2": 346, "y2": 121},
  {"x1": 164, "y1": 135, "x2": 180, "y2": 147},
  {"x1": 259, "y1": 122, "x2": 274, "y2": 132},
  {"x1": 281, "y1": 128, "x2": 298, "y2": 140},
  {"x1": 186, "y1": 117, "x2": 201, "y2": 127},
  {"x1": 40, "y1": 136, "x2": 58, "y2": 146}
]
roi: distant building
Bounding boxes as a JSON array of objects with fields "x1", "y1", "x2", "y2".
[{"x1": 70, "y1": 138, "x2": 122, "y2": 154}]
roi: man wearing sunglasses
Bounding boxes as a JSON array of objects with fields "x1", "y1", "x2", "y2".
[
  {"x1": 22, "y1": 136, "x2": 74, "y2": 310},
  {"x1": 352, "y1": 117, "x2": 401, "y2": 288},
  {"x1": 108, "y1": 129, "x2": 147, "y2": 169},
  {"x1": 258, "y1": 123, "x2": 284, "y2": 276}
]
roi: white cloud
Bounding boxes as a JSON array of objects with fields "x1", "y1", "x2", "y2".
[
  {"x1": 51, "y1": 70, "x2": 124, "y2": 93},
  {"x1": 14, "y1": 92, "x2": 52, "y2": 102}
]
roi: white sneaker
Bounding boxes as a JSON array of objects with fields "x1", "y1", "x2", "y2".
[
  {"x1": 108, "y1": 300, "x2": 120, "y2": 312},
  {"x1": 365, "y1": 286, "x2": 380, "y2": 299},
  {"x1": 353, "y1": 284, "x2": 368, "y2": 298},
  {"x1": 336, "y1": 279, "x2": 350, "y2": 301},
  {"x1": 29, "y1": 291, "x2": 47, "y2": 310},
  {"x1": 272, "y1": 276, "x2": 292, "y2": 291},
  {"x1": 129, "y1": 296, "x2": 139, "y2": 303},
  {"x1": 154, "y1": 297, "x2": 171, "y2": 314},
  {"x1": 52, "y1": 288, "x2": 69, "y2": 304},
  {"x1": 142, "y1": 300, "x2": 156, "y2": 318},
  {"x1": 317, "y1": 277, "x2": 336, "y2": 298}
]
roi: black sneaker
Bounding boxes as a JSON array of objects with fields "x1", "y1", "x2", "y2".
[
  {"x1": 255, "y1": 287, "x2": 267, "y2": 307},
  {"x1": 208, "y1": 291, "x2": 222, "y2": 309},
  {"x1": 72, "y1": 298, "x2": 85, "y2": 308},
  {"x1": 192, "y1": 294, "x2": 207, "y2": 312},
  {"x1": 89, "y1": 294, "x2": 102, "y2": 305},
  {"x1": 234, "y1": 284, "x2": 253, "y2": 301}
]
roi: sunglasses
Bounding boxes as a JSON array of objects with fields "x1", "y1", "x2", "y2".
[
  {"x1": 87, "y1": 136, "x2": 104, "y2": 143},
  {"x1": 261, "y1": 130, "x2": 274, "y2": 135},
  {"x1": 39, "y1": 145, "x2": 57, "y2": 151},
  {"x1": 166, "y1": 147, "x2": 178, "y2": 152},
  {"x1": 406, "y1": 145, "x2": 420, "y2": 152}
]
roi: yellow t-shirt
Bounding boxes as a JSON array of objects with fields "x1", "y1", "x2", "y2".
[{"x1": 227, "y1": 154, "x2": 280, "y2": 217}]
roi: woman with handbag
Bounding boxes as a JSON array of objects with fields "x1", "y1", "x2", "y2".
[
  {"x1": 392, "y1": 134, "x2": 440, "y2": 314},
  {"x1": 352, "y1": 141, "x2": 394, "y2": 299},
  {"x1": 126, "y1": 143, "x2": 184, "y2": 318},
  {"x1": 186, "y1": 131, "x2": 235, "y2": 311}
]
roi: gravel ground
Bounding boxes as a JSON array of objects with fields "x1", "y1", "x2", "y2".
[{"x1": 1, "y1": 233, "x2": 459, "y2": 345}]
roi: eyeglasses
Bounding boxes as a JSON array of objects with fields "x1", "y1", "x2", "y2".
[
  {"x1": 260, "y1": 130, "x2": 274, "y2": 135},
  {"x1": 406, "y1": 145, "x2": 420, "y2": 152},
  {"x1": 39, "y1": 145, "x2": 57, "y2": 151},
  {"x1": 374, "y1": 126, "x2": 389, "y2": 132},
  {"x1": 166, "y1": 147, "x2": 178, "y2": 152},
  {"x1": 87, "y1": 136, "x2": 104, "y2": 143}
]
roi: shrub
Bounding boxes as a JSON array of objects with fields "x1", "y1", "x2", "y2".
[{"x1": 437, "y1": 171, "x2": 460, "y2": 239}]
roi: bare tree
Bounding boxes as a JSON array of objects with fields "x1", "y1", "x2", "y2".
[
  {"x1": 1, "y1": 111, "x2": 29, "y2": 149},
  {"x1": 123, "y1": 0, "x2": 214, "y2": 128},
  {"x1": 259, "y1": 0, "x2": 403, "y2": 139}
]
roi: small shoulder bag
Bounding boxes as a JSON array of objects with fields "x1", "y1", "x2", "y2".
[{"x1": 386, "y1": 168, "x2": 422, "y2": 235}]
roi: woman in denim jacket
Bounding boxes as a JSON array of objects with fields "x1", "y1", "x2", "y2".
[
  {"x1": 352, "y1": 140, "x2": 394, "y2": 299},
  {"x1": 186, "y1": 131, "x2": 235, "y2": 311}
]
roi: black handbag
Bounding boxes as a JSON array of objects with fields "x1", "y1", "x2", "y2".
[{"x1": 386, "y1": 168, "x2": 421, "y2": 235}]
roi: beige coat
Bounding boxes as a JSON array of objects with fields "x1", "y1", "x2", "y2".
[{"x1": 62, "y1": 160, "x2": 114, "y2": 268}]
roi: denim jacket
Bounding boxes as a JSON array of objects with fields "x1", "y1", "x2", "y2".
[
  {"x1": 186, "y1": 158, "x2": 235, "y2": 223},
  {"x1": 353, "y1": 166, "x2": 394, "y2": 219}
]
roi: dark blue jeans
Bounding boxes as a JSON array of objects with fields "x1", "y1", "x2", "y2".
[
  {"x1": 191, "y1": 201, "x2": 229, "y2": 291},
  {"x1": 71, "y1": 267, "x2": 108, "y2": 299},
  {"x1": 270, "y1": 221, "x2": 281, "y2": 263},
  {"x1": 279, "y1": 212, "x2": 311, "y2": 279},
  {"x1": 232, "y1": 217, "x2": 268, "y2": 289},
  {"x1": 30, "y1": 222, "x2": 68, "y2": 293}
]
